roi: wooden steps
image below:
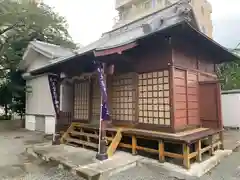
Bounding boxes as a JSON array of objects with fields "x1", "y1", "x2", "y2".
[
  {"x1": 61, "y1": 123, "x2": 123, "y2": 157},
  {"x1": 65, "y1": 137, "x2": 98, "y2": 148},
  {"x1": 61, "y1": 123, "x2": 99, "y2": 149}
]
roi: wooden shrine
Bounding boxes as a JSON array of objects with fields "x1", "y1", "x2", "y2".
[{"x1": 30, "y1": 1, "x2": 238, "y2": 169}]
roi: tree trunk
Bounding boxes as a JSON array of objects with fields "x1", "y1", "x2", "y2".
[{"x1": 4, "y1": 104, "x2": 8, "y2": 119}]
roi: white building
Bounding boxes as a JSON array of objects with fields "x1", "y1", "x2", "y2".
[
  {"x1": 19, "y1": 40, "x2": 74, "y2": 134},
  {"x1": 222, "y1": 90, "x2": 240, "y2": 129}
]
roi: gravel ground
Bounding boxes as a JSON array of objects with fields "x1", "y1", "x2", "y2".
[
  {"x1": 0, "y1": 129, "x2": 84, "y2": 180},
  {"x1": 108, "y1": 165, "x2": 178, "y2": 180}
]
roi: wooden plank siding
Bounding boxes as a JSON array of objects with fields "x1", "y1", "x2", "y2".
[
  {"x1": 174, "y1": 68, "x2": 187, "y2": 129},
  {"x1": 172, "y1": 40, "x2": 221, "y2": 131},
  {"x1": 173, "y1": 68, "x2": 200, "y2": 129}
]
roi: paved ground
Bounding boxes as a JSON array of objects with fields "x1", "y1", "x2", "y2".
[
  {"x1": 109, "y1": 150, "x2": 240, "y2": 180},
  {"x1": 223, "y1": 129, "x2": 240, "y2": 150},
  {"x1": 0, "y1": 129, "x2": 84, "y2": 180},
  {"x1": 1, "y1": 128, "x2": 240, "y2": 180}
]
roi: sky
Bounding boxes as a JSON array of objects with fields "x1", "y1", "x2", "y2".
[{"x1": 44, "y1": 0, "x2": 240, "y2": 48}]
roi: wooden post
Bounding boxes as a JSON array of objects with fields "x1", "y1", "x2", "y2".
[
  {"x1": 196, "y1": 140, "x2": 202, "y2": 162},
  {"x1": 159, "y1": 140, "x2": 165, "y2": 163},
  {"x1": 132, "y1": 135, "x2": 137, "y2": 155},
  {"x1": 81, "y1": 128, "x2": 85, "y2": 148},
  {"x1": 183, "y1": 143, "x2": 190, "y2": 169},
  {"x1": 219, "y1": 131, "x2": 224, "y2": 150},
  {"x1": 209, "y1": 135, "x2": 214, "y2": 156}
]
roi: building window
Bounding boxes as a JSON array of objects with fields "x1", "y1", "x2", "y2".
[
  {"x1": 202, "y1": 25, "x2": 206, "y2": 34},
  {"x1": 156, "y1": 0, "x2": 171, "y2": 8},
  {"x1": 120, "y1": 10, "x2": 129, "y2": 20},
  {"x1": 164, "y1": 0, "x2": 171, "y2": 6},
  {"x1": 143, "y1": 0, "x2": 151, "y2": 9},
  {"x1": 191, "y1": 0, "x2": 194, "y2": 5},
  {"x1": 156, "y1": 0, "x2": 163, "y2": 7},
  {"x1": 201, "y1": 6, "x2": 205, "y2": 15}
]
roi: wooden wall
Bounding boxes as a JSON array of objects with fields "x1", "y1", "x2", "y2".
[
  {"x1": 134, "y1": 43, "x2": 171, "y2": 73},
  {"x1": 70, "y1": 44, "x2": 173, "y2": 131},
  {"x1": 172, "y1": 41, "x2": 220, "y2": 131},
  {"x1": 174, "y1": 68, "x2": 199, "y2": 130}
]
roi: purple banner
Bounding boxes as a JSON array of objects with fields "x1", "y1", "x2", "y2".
[
  {"x1": 96, "y1": 63, "x2": 110, "y2": 121},
  {"x1": 48, "y1": 74, "x2": 60, "y2": 116}
]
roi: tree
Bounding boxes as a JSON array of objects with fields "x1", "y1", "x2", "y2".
[
  {"x1": 217, "y1": 50, "x2": 240, "y2": 90},
  {"x1": 0, "y1": 0, "x2": 76, "y2": 118},
  {"x1": 0, "y1": 80, "x2": 12, "y2": 118}
]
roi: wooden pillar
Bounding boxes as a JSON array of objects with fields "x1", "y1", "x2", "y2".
[
  {"x1": 132, "y1": 135, "x2": 137, "y2": 155},
  {"x1": 219, "y1": 131, "x2": 224, "y2": 150},
  {"x1": 183, "y1": 143, "x2": 190, "y2": 169},
  {"x1": 81, "y1": 128, "x2": 85, "y2": 148},
  {"x1": 159, "y1": 140, "x2": 165, "y2": 163},
  {"x1": 209, "y1": 135, "x2": 214, "y2": 156},
  {"x1": 196, "y1": 140, "x2": 202, "y2": 162}
]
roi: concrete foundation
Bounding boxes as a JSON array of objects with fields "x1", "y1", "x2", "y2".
[
  {"x1": 139, "y1": 150, "x2": 232, "y2": 179},
  {"x1": 25, "y1": 129, "x2": 240, "y2": 179},
  {"x1": 26, "y1": 144, "x2": 143, "y2": 180}
]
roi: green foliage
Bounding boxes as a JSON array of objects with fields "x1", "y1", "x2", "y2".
[
  {"x1": 217, "y1": 58, "x2": 240, "y2": 90},
  {"x1": 0, "y1": 0, "x2": 76, "y2": 117}
]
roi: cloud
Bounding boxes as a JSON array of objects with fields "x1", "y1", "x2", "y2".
[
  {"x1": 209, "y1": 0, "x2": 240, "y2": 48},
  {"x1": 44, "y1": 0, "x2": 239, "y2": 48},
  {"x1": 44, "y1": 0, "x2": 117, "y2": 46}
]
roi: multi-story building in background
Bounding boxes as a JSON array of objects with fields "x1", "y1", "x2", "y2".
[{"x1": 114, "y1": 0, "x2": 213, "y2": 38}]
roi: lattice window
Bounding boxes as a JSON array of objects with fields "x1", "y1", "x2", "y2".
[
  {"x1": 138, "y1": 70, "x2": 170, "y2": 125},
  {"x1": 73, "y1": 80, "x2": 90, "y2": 120},
  {"x1": 91, "y1": 77, "x2": 101, "y2": 122},
  {"x1": 111, "y1": 73, "x2": 134, "y2": 121}
]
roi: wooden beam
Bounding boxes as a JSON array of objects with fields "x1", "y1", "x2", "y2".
[
  {"x1": 189, "y1": 151, "x2": 198, "y2": 159},
  {"x1": 132, "y1": 135, "x2": 137, "y2": 155},
  {"x1": 209, "y1": 135, "x2": 214, "y2": 156},
  {"x1": 196, "y1": 139, "x2": 202, "y2": 162},
  {"x1": 136, "y1": 146, "x2": 158, "y2": 153},
  {"x1": 183, "y1": 143, "x2": 190, "y2": 169},
  {"x1": 169, "y1": 64, "x2": 176, "y2": 132},
  {"x1": 133, "y1": 72, "x2": 139, "y2": 124},
  {"x1": 70, "y1": 131, "x2": 98, "y2": 139},
  {"x1": 65, "y1": 138, "x2": 98, "y2": 148},
  {"x1": 159, "y1": 140, "x2": 165, "y2": 162},
  {"x1": 219, "y1": 131, "x2": 224, "y2": 150},
  {"x1": 164, "y1": 151, "x2": 183, "y2": 159},
  {"x1": 107, "y1": 128, "x2": 122, "y2": 157},
  {"x1": 185, "y1": 70, "x2": 189, "y2": 125}
]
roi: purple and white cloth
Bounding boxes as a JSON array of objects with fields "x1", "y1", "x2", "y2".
[{"x1": 95, "y1": 62, "x2": 110, "y2": 121}]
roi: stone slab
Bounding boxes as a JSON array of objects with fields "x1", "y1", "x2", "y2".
[
  {"x1": 76, "y1": 151, "x2": 142, "y2": 179},
  {"x1": 26, "y1": 144, "x2": 142, "y2": 180}
]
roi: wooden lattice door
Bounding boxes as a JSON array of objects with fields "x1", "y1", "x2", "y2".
[
  {"x1": 138, "y1": 70, "x2": 171, "y2": 126},
  {"x1": 91, "y1": 77, "x2": 101, "y2": 125},
  {"x1": 111, "y1": 73, "x2": 135, "y2": 122},
  {"x1": 73, "y1": 80, "x2": 90, "y2": 121}
]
